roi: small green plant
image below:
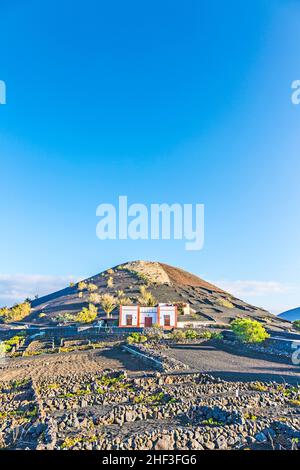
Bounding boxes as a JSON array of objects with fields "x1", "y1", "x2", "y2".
[
  {"x1": 127, "y1": 332, "x2": 147, "y2": 344},
  {"x1": 244, "y1": 412, "x2": 257, "y2": 421},
  {"x1": 168, "y1": 329, "x2": 186, "y2": 342},
  {"x1": 250, "y1": 382, "x2": 268, "y2": 392},
  {"x1": 202, "y1": 417, "x2": 222, "y2": 426},
  {"x1": 184, "y1": 329, "x2": 198, "y2": 340},
  {"x1": 231, "y1": 318, "x2": 269, "y2": 343}
]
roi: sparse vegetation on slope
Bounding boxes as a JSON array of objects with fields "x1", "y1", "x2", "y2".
[
  {"x1": 0, "y1": 302, "x2": 31, "y2": 323},
  {"x1": 138, "y1": 285, "x2": 156, "y2": 307}
]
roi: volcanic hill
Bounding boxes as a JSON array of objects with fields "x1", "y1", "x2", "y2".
[{"x1": 27, "y1": 261, "x2": 290, "y2": 331}]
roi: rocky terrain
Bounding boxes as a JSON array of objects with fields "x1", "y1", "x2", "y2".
[
  {"x1": 27, "y1": 260, "x2": 290, "y2": 331},
  {"x1": 1, "y1": 363, "x2": 300, "y2": 450}
]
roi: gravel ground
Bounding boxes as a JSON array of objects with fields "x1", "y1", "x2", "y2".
[
  {"x1": 165, "y1": 342, "x2": 300, "y2": 385},
  {"x1": 0, "y1": 346, "x2": 153, "y2": 382}
]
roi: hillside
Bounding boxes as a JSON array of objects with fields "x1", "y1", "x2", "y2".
[
  {"x1": 278, "y1": 307, "x2": 300, "y2": 322},
  {"x1": 24, "y1": 260, "x2": 290, "y2": 331}
]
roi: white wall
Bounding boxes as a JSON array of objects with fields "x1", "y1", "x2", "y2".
[
  {"x1": 120, "y1": 306, "x2": 138, "y2": 326},
  {"x1": 140, "y1": 307, "x2": 157, "y2": 327}
]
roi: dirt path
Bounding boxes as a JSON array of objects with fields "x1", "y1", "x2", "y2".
[{"x1": 166, "y1": 343, "x2": 300, "y2": 385}]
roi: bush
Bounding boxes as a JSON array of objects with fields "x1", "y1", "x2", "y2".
[
  {"x1": 185, "y1": 329, "x2": 198, "y2": 340},
  {"x1": 168, "y1": 329, "x2": 186, "y2": 342},
  {"x1": 127, "y1": 332, "x2": 147, "y2": 344},
  {"x1": 231, "y1": 318, "x2": 269, "y2": 343},
  {"x1": 87, "y1": 283, "x2": 98, "y2": 292},
  {"x1": 293, "y1": 320, "x2": 300, "y2": 331},
  {"x1": 56, "y1": 312, "x2": 76, "y2": 323},
  {"x1": 78, "y1": 281, "x2": 88, "y2": 291},
  {"x1": 0, "y1": 302, "x2": 31, "y2": 323},
  {"x1": 0, "y1": 336, "x2": 24, "y2": 355},
  {"x1": 75, "y1": 304, "x2": 98, "y2": 323},
  {"x1": 107, "y1": 276, "x2": 114, "y2": 288}
]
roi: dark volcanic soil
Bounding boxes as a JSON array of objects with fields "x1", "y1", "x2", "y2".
[{"x1": 165, "y1": 342, "x2": 300, "y2": 385}]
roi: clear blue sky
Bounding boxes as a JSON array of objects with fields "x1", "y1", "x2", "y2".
[{"x1": 0, "y1": 0, "x2": 299, "y2": 313}]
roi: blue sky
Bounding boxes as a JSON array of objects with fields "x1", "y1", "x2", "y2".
[{"x1": 0, "y1": 0, "x2": 299, "y2": 313}]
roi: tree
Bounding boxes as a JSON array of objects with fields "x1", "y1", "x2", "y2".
[
  {"x1": 231, "y1": 318, "x2": 269, "y2": 344},
  {"x1": 138, "y1": 286, "x2": 156, "y2": 307},
  {"x1": 75, "y1": 303, "x2": 98, "y2": 323},
  {"x1": 100, "y1": 294, "x2": 116, "y2": 318}
]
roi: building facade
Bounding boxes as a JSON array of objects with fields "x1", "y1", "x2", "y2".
[{"x1": 119, "y1": 304, "x2": 177, "y2": 329}]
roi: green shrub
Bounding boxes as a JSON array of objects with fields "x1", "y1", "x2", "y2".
[
  {"x1": 127, "y1": 332, "x2": 147, "y2": 344},
  {"x1": 168, "y1": 329, "x2": 186, "y2": 342},
  {"x1": 198, "y1": 330, "x2": 223, "y2": 340},
  {"x1": 0, "y1": 302, "x2": 31, "y2": 323},
  {"x1": 184, "y1": 329, "x2": 198, "y2": 340},
  {"x1": 293, "y1": 320, "x2": 300, "y2": 331},
  {"x1": 231, "y1": 318, "x2": 269, "y2": 343},
  {"x1": 75, "y1": 303, "x2": 98, "y2": 323}
]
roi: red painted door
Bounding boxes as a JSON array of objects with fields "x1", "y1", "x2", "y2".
[{"x1": 144, "y1": 317, "x2": 152, "y2": 327}]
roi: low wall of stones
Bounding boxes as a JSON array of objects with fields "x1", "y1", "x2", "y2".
[
  {"x1": 222, "y1": 331, "x2": 298, "y2": 360},
  {"x1": 123, "y1": 344, "x2": 189, "y2": 372}
]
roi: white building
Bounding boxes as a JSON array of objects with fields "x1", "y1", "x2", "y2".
[{"x1": 119, "y1": 304, "x2": 177, "y2": 329}]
